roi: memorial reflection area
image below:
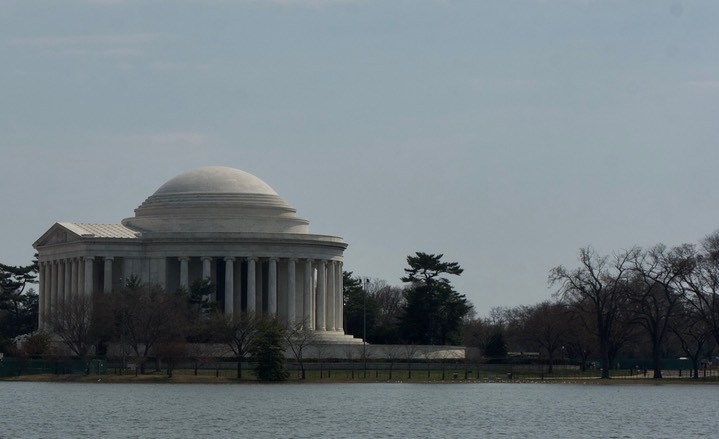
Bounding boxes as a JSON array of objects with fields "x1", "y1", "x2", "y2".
[{"x1": 34, "y1": 166, "x2": 355, "y2": 343}]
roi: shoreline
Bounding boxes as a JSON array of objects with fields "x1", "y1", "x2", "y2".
[{"x1": 3, "y1": 373, "x2": 718, "y2": 385}]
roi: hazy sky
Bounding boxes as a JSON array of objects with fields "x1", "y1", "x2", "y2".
[{"x1": 2, "y1": 0, "x2": 718, "y2": 315}]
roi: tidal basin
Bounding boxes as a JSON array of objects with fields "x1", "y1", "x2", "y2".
[{"x1": 3, "y1": 382, "x2": 718, "y2": 438}]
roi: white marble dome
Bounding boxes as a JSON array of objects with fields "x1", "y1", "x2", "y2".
[
  {"x1": 154, "y1": 166, "x2": 279, "y2": 196},
  {"x1": 122, "y1": 166, "x2": 310, "y2": 234}
]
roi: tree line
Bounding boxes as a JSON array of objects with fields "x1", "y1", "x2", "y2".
[
  {"x1": 1, "y1": 251, "x2": 473, "y2": 379},
  {"x1": 463, "y1": 233, "x2": 719, "y2": 379},
  {"x1": 5, "y1": 237, "x2": 718, "y2": 381},
  {"x1": 343, "y1": 252, "x2": 472, "y2": 346}
]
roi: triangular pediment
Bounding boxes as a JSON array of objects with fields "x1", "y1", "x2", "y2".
[
  {"x1": 33, "y1": 223, "x2": 85, "y2": 248},
  {"x1": 33, "y1": 222, "x2": 140, "y2": 249}
]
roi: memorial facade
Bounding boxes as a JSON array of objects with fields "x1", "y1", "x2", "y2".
[{"x1": 33, "y1": 166, "x2": 353, "y2": 342}]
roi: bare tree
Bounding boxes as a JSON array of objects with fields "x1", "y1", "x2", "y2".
[
  {"x1": 284, "y1": 318, "x2": 317, "y2": 380},
  {"x1": 186, "y1": 342, "x2": 217, "y2": 376},
  {"x1": 110, "y1": 279, "x2": 187, "y2": 373},
  {"x1": 372, "y1": 281, "x2": 405, "y2": 323},
  {"x1": 562, "y1": 308, "x2": 595, "y2": 372},
  {"x1": 313, "y1": 342, "x2": 331, "y2": 378},
  {"x1": 402, "y1": 343, "x2": 420, "y2": 379},
  {"x1": 48, "y1": 293, "x2": 99, "y2": 369},
  {"x1": 383, "y1": 344, "x2": 403, "y2": 380},
  {"x1": 628, "y1": 244, "x2": 694, "y2": 378},
  {"x1": 343, "y1": 344, "x2": 363, "y2": 379},
  {"x1": 682, "y1": 232, "x2": 719, "y2": 348},
  {"x1": 211, "y1": 311, "x2": 261, "y2": 379},
  {"x1": 550, "y1": 247, "x2": 633, "y2": 379},
  {"x1": 518, "y1": 301, "x2": 572, "y2": 374},
  {"x1": 154, "y1": 337, "x2": 189, "y2": 378},
  {"x1": 669, "y1": 300, "x2": 713, "y2": 379}
]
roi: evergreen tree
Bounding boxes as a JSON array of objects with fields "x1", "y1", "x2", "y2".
[
  {"x1": 399, "y1": 252, "x2": 472, "y2": 345},
  {"x1": 251, "y1": 317, "x2": 289, "y2": 381},
  {"x1": 483, "y1": 331, "x2": 508, "y2": 359},
  {"x1": 188, "y1": 278, "x2": 217, "y2": 314},
  {"x1": 342, "y1": 271, "x2": 378, "y2": 339},
  {"x1": 0, "y1": 257, "x2": 39, "y2": 350}
]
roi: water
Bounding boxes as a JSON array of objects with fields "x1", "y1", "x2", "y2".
[{"x1": 2, "y1": 381, "x2": 717, "y2": 438}]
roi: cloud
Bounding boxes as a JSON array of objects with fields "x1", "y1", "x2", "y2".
[{"x1": 6, "y1": 33, "x2": 159, "y2": 59}]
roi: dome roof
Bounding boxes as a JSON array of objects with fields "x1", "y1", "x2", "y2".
[
  {"x1": 154, "y1": 166, "x2": 278, "y2": 196},
  {"x1": 122, "y1": 166, "x2": 310, "y2": 235}
]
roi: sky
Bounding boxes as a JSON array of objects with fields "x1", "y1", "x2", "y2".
[{"x1": 2, "y1": 0, "x2": 718, "y2": 316}]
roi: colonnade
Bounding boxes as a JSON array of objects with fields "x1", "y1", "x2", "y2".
[
  {"x1": 177, "y1": 256, "x2": 344, "y2": 332},
  {"x1": 38, "y1": 256, "x2": 99, "y2": 330},
  {"x1": 38, "y1": 255, "x2": 344, "y2": 334}
]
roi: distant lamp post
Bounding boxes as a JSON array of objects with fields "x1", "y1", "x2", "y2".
[{"x1": 363, "y1": 277, "x2": 368, "y2": 343}]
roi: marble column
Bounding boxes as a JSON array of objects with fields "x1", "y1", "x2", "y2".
[
  {"x1": 287, "y1": 258, "x2": 296, "y2": 327},
  {"x1": 58, "y1": 260, "x2": 66, "y2": 305},
  {"x1": 179, "y1": 257, "x2": 189, "y2": 290},
  {"x1": 268, "y1": 258, "x2": 278, "y2": 315},
  {"x1": 202, "y1": 257, "x2": 212, "y2": 279},
  {"x1": 71, "y1": 258, "x2": 79, "y2": 298},
  {"x1": 201, "y1": 256, "x2": 213, "y2": 301},
  {"x1": 316, "y1": 260, "x2": 326, "y2": 331},
  {"x1": 38, "y1": 262, "x2": 46, "y2": 329},
  {"x1": 304, "y1": 259, "x2": 313, "y2": 330},
  {"x1": 233, "y1": 259, "x2": 242, "y2": 316},
  {"x1": 336, "y1": 261, "x2": 344, "y2": 332},
  {"x1": 247, "y1": 257, "x2": 256, "y2": 313},
  {"x1": 64, "y1": 259, "x2": 72, "y2": 302},
  {"x1": 79, "y1": 257, "x2": 85, "y2": 296},
  {"x1": 224, "y1": 257, "x2": 234, "y2": 316},
  {"x1": 50, "y1": 261, "x2": 58, "y2": 318},
  {"x1": 326, "y1": 261, "x2": 335, "y2": 331},
  {"x1": 104, "y1": 257, "x2": 113, "y2": 293},
  {"x1": 255, "y1": 260, "x2": 263, "y2": 312},
  {"x1": 84, "y1": 257, "x2": 94, "y2": 296}
]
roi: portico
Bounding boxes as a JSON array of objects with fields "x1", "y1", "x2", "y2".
[{"x1": 34, "y1": 166, "x2": 354, "y2": 343}]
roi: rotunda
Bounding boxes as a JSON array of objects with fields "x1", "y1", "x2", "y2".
[{"x1": 34, "y1": 166, "x2": 350, "y2": 341}]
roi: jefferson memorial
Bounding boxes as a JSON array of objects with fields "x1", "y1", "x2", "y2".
[{"x1": 34, "y1": 166, "x2": 353, "y2": 343}]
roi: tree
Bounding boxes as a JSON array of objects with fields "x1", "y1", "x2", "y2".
[
  {"x1": 628, "y1": 244, "x2": 694, "y2": 379},
  {"x1": 559, "y1": 308, "x2": 594, "y2": 372},
  {"x1": 370, "y1": 281, "x2": 404, "y2": 344},
  {"x1": 402, "y1": 252, "x2": 463, "y2": 283},
  {"x1": 483, "y1": 331, "x2": 508, "y2": 359},
  {"x1": 154, "y1": 338, "x2": 188, "y2": 378},
  {"x1": 284, "y1": 318, "x2": 317, "y2": 380},
  {"x1": 669, "y1": 299, "x2": 713, "y2": 379},
  {"x1": 48, "y1": 293, "x2": 99, "y2": 367},
  {"x1": 109, "y1": 278, "x2": 188, "y2": 372},
  {"x1": 187, "y1": 278, "x2": 218, "y2": 314},
  {"x1": 550, "y1": 247, "x2": 632, "y2": 379},
  {"x1": 400, "y1": 252, "x2": 472, "y2": 345},
  {"x1": 464, "y1": 306, "x2": 517, "y2": 360},
  {"x1": 213, "y1": 311, "x2": 261, "y2": 379},
  {"x1": 250, "y1": 317, "x2": 288, "y2": 381},
  {"x1": 518, "y1": 301, "x2": 572, "y2": 374},
  {"x1": 20, "y1": 331, "x2": 52, "y2": 356},
  {"x1": 342, "y1": 272, "x2": 377, "y2": 340},
  {"x1": 682, "y1": 231, "x2": 719, "y2": 349},
  {"x1": 0, "y1": 258, "x2": 39, "y2": 348}
]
